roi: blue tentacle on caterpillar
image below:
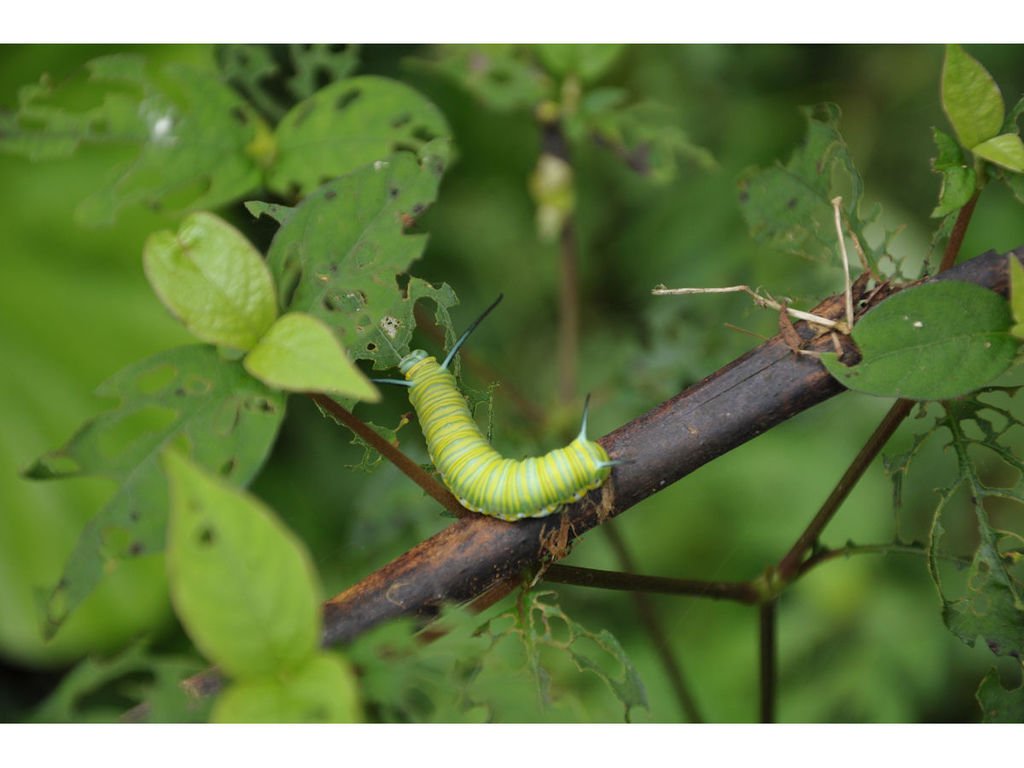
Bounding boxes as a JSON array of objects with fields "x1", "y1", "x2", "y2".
[{"x1": 374, "y1": 295, "x2": 615, "y2": 521}]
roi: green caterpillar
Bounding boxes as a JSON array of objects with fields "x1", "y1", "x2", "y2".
[{"x1": 376, "y1": 295, "x2": 614, "y2": 521}]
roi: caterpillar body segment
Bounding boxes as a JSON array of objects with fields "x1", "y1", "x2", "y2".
[{"x1": 401, "y1": 352, "x2": 612, "y2": 520}]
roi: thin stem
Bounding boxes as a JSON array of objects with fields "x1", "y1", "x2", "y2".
[
  {"x1": 759, "y1": 601, "x2": 777, "y2": 723},
  {"x1": 777, "y1": 398, "x2": 915, "y2": 581},
  {"x1": 940, "y1": 189, "x2": 982, "y2": 272},
  {"x1": 602, "y1": 525, "x2": 705, "y2": 722},
  {"x1": 307, "y1": 393, "x2": 468, "y2": 519},
  {"x1": 542, "y1": 563, "x2": 760, "y2": 603}
]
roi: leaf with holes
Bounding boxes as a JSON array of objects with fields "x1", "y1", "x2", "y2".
[
  {"x1": 931, "y1": 128, "x2": 977, "y2": 217},
  {"x1": 738, "y1": 103, "x2": 890, "y2": 273},
  {"x1": 820, "y1": 281, "x2": 1016, "y2": 401},
  {"x1": 244, "y1": 312, "x2": 380, "y2": 401},
  {"x1": 164, "y1": 451, "x2": 320, "y2": 680},
  {"x1": 24, "y1": 345, "x2": 284, "y2": 634},
  {"x1": 0, "y1": 53, "x2": 269, "y2": 225},
  {"x1": 977, "y1": 667, "x2": 1024, "y2": 723},
  {"x1": 212, "y1": 652, "x2": 360, "y2": 723},
  {"x1": 942, "y1": 45, "x2": 1004, "y2": 151},
  {"x1": 267, "y1": 76, "x2": 451, "y2": 197},
  {"x1": 144, "y1": 212, "x2": 278, "y2": 351},
  {"x1": 409, "y1": 45, "x2": 549, "y2": 112},
  {"x1": 264, "y1": 147, "x2": 457, "y2": 377}
]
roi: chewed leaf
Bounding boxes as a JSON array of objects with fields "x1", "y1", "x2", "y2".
[
  {"x1": 943, "y1": 532, "x2": 1024, "y2": 661},
  {"x1": 26, "y1": 346, "x2": 284, "y2": 634},
  {"x1": 267, "y1": 76, "x2": 451, "y2": 197},
  {"x1": 942, "y1": 45, "x2": 1005, "y2": 151},
  {"x1": 265, "y1": 148, "x2": 457, "y2": 375},
  {"x1": 144, "y1": 212, "x2": 278, "y2": 351},
  {"x1": 0, "y1": 53, "x2": 266, "y2": 224},
  {"x1": 244, "y1": 312, "x2": 380, "y2": 401},
  {"x1": 977, "y1": 667, "x2": 1024, "y2": 723},
  {"x1": 516, "y1": 591, "x2": 648, "y2": 721},
  {"x1": 212, "y1": 652, "x2": 360, "y2": 723},
  {"x1": 821, "y1": 281, "x2": 1016, "y2": 401},
  {"x1": 165, "y1": 451, "x2": 321, "y2": 679},
  {"x1": 738, "y1": 103, "x2": 889, "y2": 274},
  {"x1": 409, "y1": 46, "x2": 549, "y2": 112}
]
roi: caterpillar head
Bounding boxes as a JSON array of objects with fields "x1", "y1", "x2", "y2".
[{"x1": 399, "y1": 349, "x2": 430, "y2": 376}]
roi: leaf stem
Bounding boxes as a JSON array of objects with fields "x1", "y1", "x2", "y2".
[
  {"x1": 307, "y1": 393, "x2": 469, "y2": 519},
  {"x1": 759, "y1": 600, "x2": 777, "y2": 723}
]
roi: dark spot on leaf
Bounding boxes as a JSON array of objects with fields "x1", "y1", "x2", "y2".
[
  {"x1": 391, "y1": 112, "x2": 412, "y2": 128},
  {"x1": 336, "y1": 88, "x2": 361, "y2": 111},
  {"x1": 129, "y1": 541, "x2": 144, "y2": 556},
  {"x1": 230, "y1": 106, "x2": 249, "y2": 125},
  {"x1": 366, "y1": 342, "x2": 377, "y2": 351},
  {"x1": 219, "y1": 457, "x2": 236, "y2": 477},
  {"x1": 389, "y1": 186, "x2": 399, "y2": 199},
  {"x1": 197, "y1": 526, "x2": 216, "y2": 546},
  {"x1": 786, "y1": 197, "x2": 797, "y2": 209},
  {"x1": 256, "y1": 398, "x2": 276, "y2": 413},
  {"x1": 323, "y1": 295, "x2": 338, "y2": 311},
  {"x1": 324, "y1": 188, "x2": 337, "y2": 200},
  {"x1": 392, "y1": 141, "x2": 417, "y2": 155},
  {"x1": 412, "y1": 126, "x2": 437, "y2": 143},
  {"x1": 129, "y1": 508, "x2": 140, "y2": 522},
  {"x1": 411, "y1": 203, "x2": 425, "y2": 215},
  {"x1": 429, "y1": 157, "x2": 445, "y2": 176}
]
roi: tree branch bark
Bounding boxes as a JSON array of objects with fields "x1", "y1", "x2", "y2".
[{"x1": 321, "y1": 246, "x2": 1020, "y2": 646}]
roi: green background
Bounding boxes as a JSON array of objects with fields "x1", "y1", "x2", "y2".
[{"x1": 3, "y1": 44, "x2": 1024, "y2": 722}]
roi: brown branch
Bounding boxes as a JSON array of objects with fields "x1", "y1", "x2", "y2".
[
  {"x1": 318, "y1": 246, "x2": 1019, "y2": 646},
  {"x1": 176, "y1": 245, "x2": 1022, "y2": 706}
]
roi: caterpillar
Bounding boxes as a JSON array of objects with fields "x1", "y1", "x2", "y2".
[{"x1": 375, "y1": 295, "x2": 614, "y2": 521}]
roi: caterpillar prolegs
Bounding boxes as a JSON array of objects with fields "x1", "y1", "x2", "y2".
[{"x1": 377, "y1": 295, "x2": 614, "y2": 521}]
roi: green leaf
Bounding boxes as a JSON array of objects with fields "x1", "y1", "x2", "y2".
[
  {"x1": 931, "y1": 165, "x2": 977, "y2": 217},
  {"x1": 265, "y1": 149, "x2": 457, "y2": 374},
  {"x1": 30, "y1": 642, "x2": 206, "y2": 723},
  {"x1": 144, "y1": 212, "x2": 278, "y2": 351},
  {"x1": 977, "y1": 667, "x2": 1024, "y2": 723},
  {"x1": 973, "y1": 132, "x2": 1024, "y2": 172},
  {"x1": 535, "y1": 45, "x2": 624, "y2": 83},
  {"x1": 164, "y1": 450, "x2": 321, "y2": 679},
  {"x1": 267, "y1": 76, "x2": 451, "y2": 197},
  {"x1": 410, "y1": 45, "x2": 550, "y2": 112},
  {"x1": 738, "y1": 103, "x2": 888, "y2": 273},
  {"x1": 0, "y1": 53, "x2": 268, "y2": 224},
  {"x1": 26, "y1": 346, "x2": 284, "y2": 633},
  {"x1": 942, "y1": 45, "x2": 1005, "y2": 150},
  {"x1": 212, "y1": 652, "x2": 360, "y2": 723},
  {"x1": 243, "y1": 312, "x2": 380, "y2": 400},
  {"x1": 943, "y1": 532, "x2": 1024, "y2": 660},
  {"x1": 820, "y1": 281, "x2": 1016, "y2": 400},
  {"x1": 580, "y1": 100, "x2": 715, "y2": 184},
  {"x1": 931, "y1": 127, "x2": 976, "y2": 217}
]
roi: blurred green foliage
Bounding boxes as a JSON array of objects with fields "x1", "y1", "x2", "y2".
[{"x1": 3, "y1": 44, "x2": 1024, "y2": 723}]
